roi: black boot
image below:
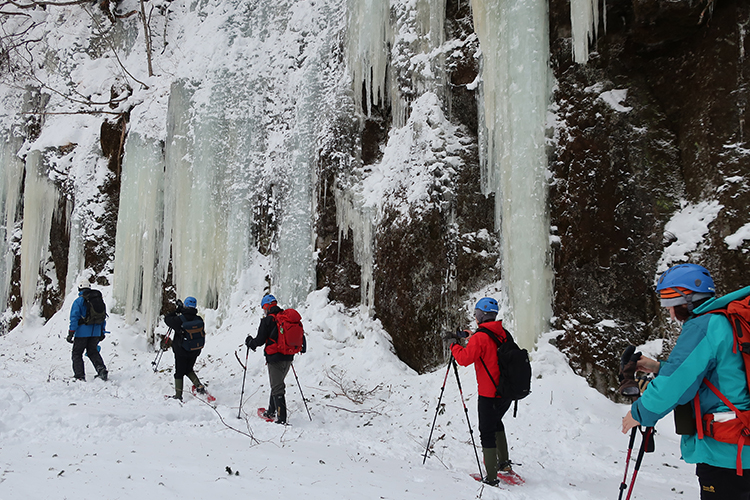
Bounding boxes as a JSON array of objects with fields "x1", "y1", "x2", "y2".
[
  {"x1": 262, "y1": 395, "x2": 276, "y2": 419},
  {"x1": 274, "y1": 394, "x2": 287, "y2": 425}
]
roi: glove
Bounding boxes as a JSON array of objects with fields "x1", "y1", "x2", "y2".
[
  {"x1": 176, "y1": 299, "x2": 183, "y2": 313},
  {"x1": 160, "y1": 335, "x2": 172, "y2": 350},
  {"x1": 66, "y1": 331, "x2": 74, "y2": 343},
  {"x1": 442, "y1": 329, "x2": 470, "y2": 341},
  {"x1": 100, "y1": 332, "x2": 106, "y2": 341},
  {"x1": 245, "y1": 335, "x2": 257, "y2": 351}
]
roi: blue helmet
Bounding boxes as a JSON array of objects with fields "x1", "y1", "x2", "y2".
[
  {"x1": 184, "y1": 296, "x2": 197, "y2": 308},
  {"x1": 475, "y1": 297, "x2": 499, "y2": 313},
  {"x1": 656, "y1": 264, "x2": 715, "y2": 308},
  {"x1": 261, "y1": 294, "x2": 277, "y2": 308},
  {"x1": 656, "y1": 264, "x2": 715, "y2": 294}
]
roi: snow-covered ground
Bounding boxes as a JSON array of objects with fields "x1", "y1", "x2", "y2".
[{"x1": 0, "y1": 287, "x2": 696, "y2": 499}]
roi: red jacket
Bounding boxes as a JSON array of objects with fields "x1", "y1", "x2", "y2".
[{"x1": 450, "y1": 321, "x2": 507, "y2": 398}]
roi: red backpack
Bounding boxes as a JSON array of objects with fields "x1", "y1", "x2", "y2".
[
  {"x1": 266, "y1": 309, "x2": 305, "y2": 355},
  {"x1": 692, "y1": 287, "x2": 750, "y2": 475}
]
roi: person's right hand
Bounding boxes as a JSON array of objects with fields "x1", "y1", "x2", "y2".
[
  {"x1": 636, "y1": 356, "x2": 661, "y2": 374},
  {"x1": 66, "y1": 331, "x2": 74, "y2": 343}
]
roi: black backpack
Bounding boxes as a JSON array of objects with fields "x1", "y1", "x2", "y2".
[
  {"x1": 80, "y1": 289, "x2": 107, "y2": 325},
  {"x1": 180, "y1": 315, "x2": 205, "y2": 351},
  {"x1": 478, "y1": 326, "x2": 532, "y2": 406}
]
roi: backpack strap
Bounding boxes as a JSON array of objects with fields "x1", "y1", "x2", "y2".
[{"x1": 696, "y1": 378, "x2": 750, "y2": 475}]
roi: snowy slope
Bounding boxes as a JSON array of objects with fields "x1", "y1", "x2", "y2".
[{"x1": 0, "y1": 287, "x2": 696, "y2": 499}]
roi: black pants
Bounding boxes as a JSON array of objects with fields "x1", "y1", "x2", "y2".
[
  {"x1": 173, "y1": 346, "x2": 200, "y2": 379},
  {"x1": 697, "y1": 463, "x2": 750, "y2": 499},
  {"x1": 477, "y1": 396, "x2": 512, "y2": 448},
  {"x1": 72, "y1": 336, "x2": 105, "y2": 379}
]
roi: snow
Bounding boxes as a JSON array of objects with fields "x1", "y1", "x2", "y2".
[
  {"x1": 725, "y1": 223, "x2": 750, "y2": 251},
  {"x1": 598, "y1": 89, "x2": 632, "y2": 113},
  {"x1": 0, "y1": 286, "x2": 697, "y2": 499},
  {"x1": 657, "y1": 200, "x2": 724, "y2": 274}
]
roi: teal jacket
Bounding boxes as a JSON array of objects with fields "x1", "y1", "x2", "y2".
[{"x1": 631, "y1": 286, "x2": 750, "y2": 469}]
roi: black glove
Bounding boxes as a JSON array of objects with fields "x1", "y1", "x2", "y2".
[
  {"x1": 245, "y1": 335, "x2": 256, "y2": 351},
  {"x1": 176, "y1": 299, "x2": 183, "y2": 313},
  {"x1": 100, "y1": 332, "x2": 106, "y2": 341},
  {"x1": 160, "y1": 335, "x2": 172, "y2": 350},
  {"x1": 443, "y1": 329, "x2": 470, "y2": 341},
  {"x1": 66, "y1": 331, "x2": 74, "y2": 343}
]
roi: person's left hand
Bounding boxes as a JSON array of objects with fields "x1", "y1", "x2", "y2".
[
  {"x1": 66, "y1": 331, "x2": 74, "y2": 343},
  {"x1": 622, "y1": 411, "x2": 640, "y2": 434},
  {"x1": 245, "y1": 335, "x2": 256, "y2": 351}
]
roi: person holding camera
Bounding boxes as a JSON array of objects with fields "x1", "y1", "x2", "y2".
[
  {"x1": 164, "y1": 296, "x2": 207, "y2": 401},
  {"x1": 622, "y1": 264, "x2": 750, "y2": 499},
  {"x1": 448, "y1": 297, "x2": 513, "y2": 486}
]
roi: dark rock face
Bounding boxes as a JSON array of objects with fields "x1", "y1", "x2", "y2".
[{"x1": 549, "y1": 0, "x2": 750, "y2": 396}]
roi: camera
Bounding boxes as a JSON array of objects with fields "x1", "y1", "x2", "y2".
[{"x1": 618, "y1": 345, "x2": 643, "y2": 397}]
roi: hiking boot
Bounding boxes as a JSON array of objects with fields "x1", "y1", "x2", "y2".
[
  {"x1": 73, "y1": 376, "x2": 85, "y2": 382},
  {"x1": 262, "y1": 409, "x2": 276, "y2": 420},
  {"x1": 498, "y1": 460, "x2": 513, "y2": 473},
  {"x1": 481, "y1": 477, "x2": 500, "y2": 486},
  {"x1": 171, "y1": 395, "x2": 183, "y2": 401},
  {"x1": 96, "y1": 368, "x2": 108, "y2": 381},
  {"x1": 273, "y1": 394, "x2": 287, "y2": 425},
  {"x1": 194, "y1": 385, "x2": 206, "y2": 395}
]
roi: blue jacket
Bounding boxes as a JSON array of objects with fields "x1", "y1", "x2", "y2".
[
  {"x1": 69, "y1": 291, "x2": 106, "y2": 338},
  {"x1": 631, "y1": 286, "x2": 750, "y2": 469}
]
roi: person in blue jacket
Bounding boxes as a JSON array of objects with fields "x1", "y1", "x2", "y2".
[
  {"x1": 67, "y1": 280, "x2": 108, "y2": 381},
  {"x1": 622, "y1": 263, "x2": 750, "y2": 499}
]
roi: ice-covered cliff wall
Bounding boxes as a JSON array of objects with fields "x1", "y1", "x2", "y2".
[{"x1": 0, "y1": 0, "x2": 555, "y2": 356}]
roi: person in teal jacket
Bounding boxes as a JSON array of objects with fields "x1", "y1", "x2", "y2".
[{"x1": 622, "y1": 263, "x2": 750, "y2": 499}]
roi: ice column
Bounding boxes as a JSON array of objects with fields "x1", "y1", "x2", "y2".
[
  {"x1": 275, "y1": 43, "x2": 322, "y2": 308},
  {"x1": 163, "y1": 80, "x2": 229, "y2": 310},
  {"x1": 112, "y1": 131, "x2": 166, "y2": 338},
  {"x1": 19, "y1": 150, "x2": 60, "y2": 317},
  {"x1": 0, "y1": 132, "x2": 25, "y2": 308},
  {"x1": 471, "y1": 0, "x2": 553, "y2": 349}
]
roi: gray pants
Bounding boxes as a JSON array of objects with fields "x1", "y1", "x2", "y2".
[{"x1": 267, "y1": 360, "x2": 292, "y2": 397}]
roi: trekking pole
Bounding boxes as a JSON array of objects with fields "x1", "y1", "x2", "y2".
[
  {"x1": 618, "y1": 427, "x2": 638, "y2": 500},
  {"x1": 237, "y1": 346, "x2": 250, "y2": 419},
  {"x1": 450, "y1": 355, "x2": 484, "y2": 478},
  {"x1": 291, "y1": 363, "x2": 312, "y2": 421},
  {"x1": 423, "y1": 357, "x2": 453, "y2": 464},
  {"x1": 624, "y1": 426, "x2": 654, "y2": 500},
  {"x1": 152, "y1": 328, "x2": 172, "y2": 372}
]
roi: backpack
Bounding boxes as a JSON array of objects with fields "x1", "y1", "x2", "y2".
[
  {"x1": 267, "y1": 309, "x2": 305, "y2": 355},
  {"x1": 691, "y1": 287, "x2": 750, "y2": 475},
  {"x1": 478, "y1": 326, "x2": 532, "y2": 403},
  {"x1": 179, "y1": 315, "x2": 205, "y2": 352},
  {"x1": 80, "y1": 289, "x2": 107, "y2": 325}
]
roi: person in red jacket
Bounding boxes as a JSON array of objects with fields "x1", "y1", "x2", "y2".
[{"x1": 450, "y1": 297, "x2": 513, "y2": 486}]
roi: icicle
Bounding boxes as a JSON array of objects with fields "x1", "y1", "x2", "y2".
[
  {"x1": 20, "y1": 150, "x2": 59, "y2": 318},
  {"x1": 347, "y1": 0, "x2": 392, "y2": 117},
  {"x1": 471, "y1": 0, "x2": 553, "y2": 349},
  {"x1": 570, "y1": 0, "x2": 603, "y2": 64},
  {"x1": 335, "y1": 187, "x2": 375, "y2": 314}
]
